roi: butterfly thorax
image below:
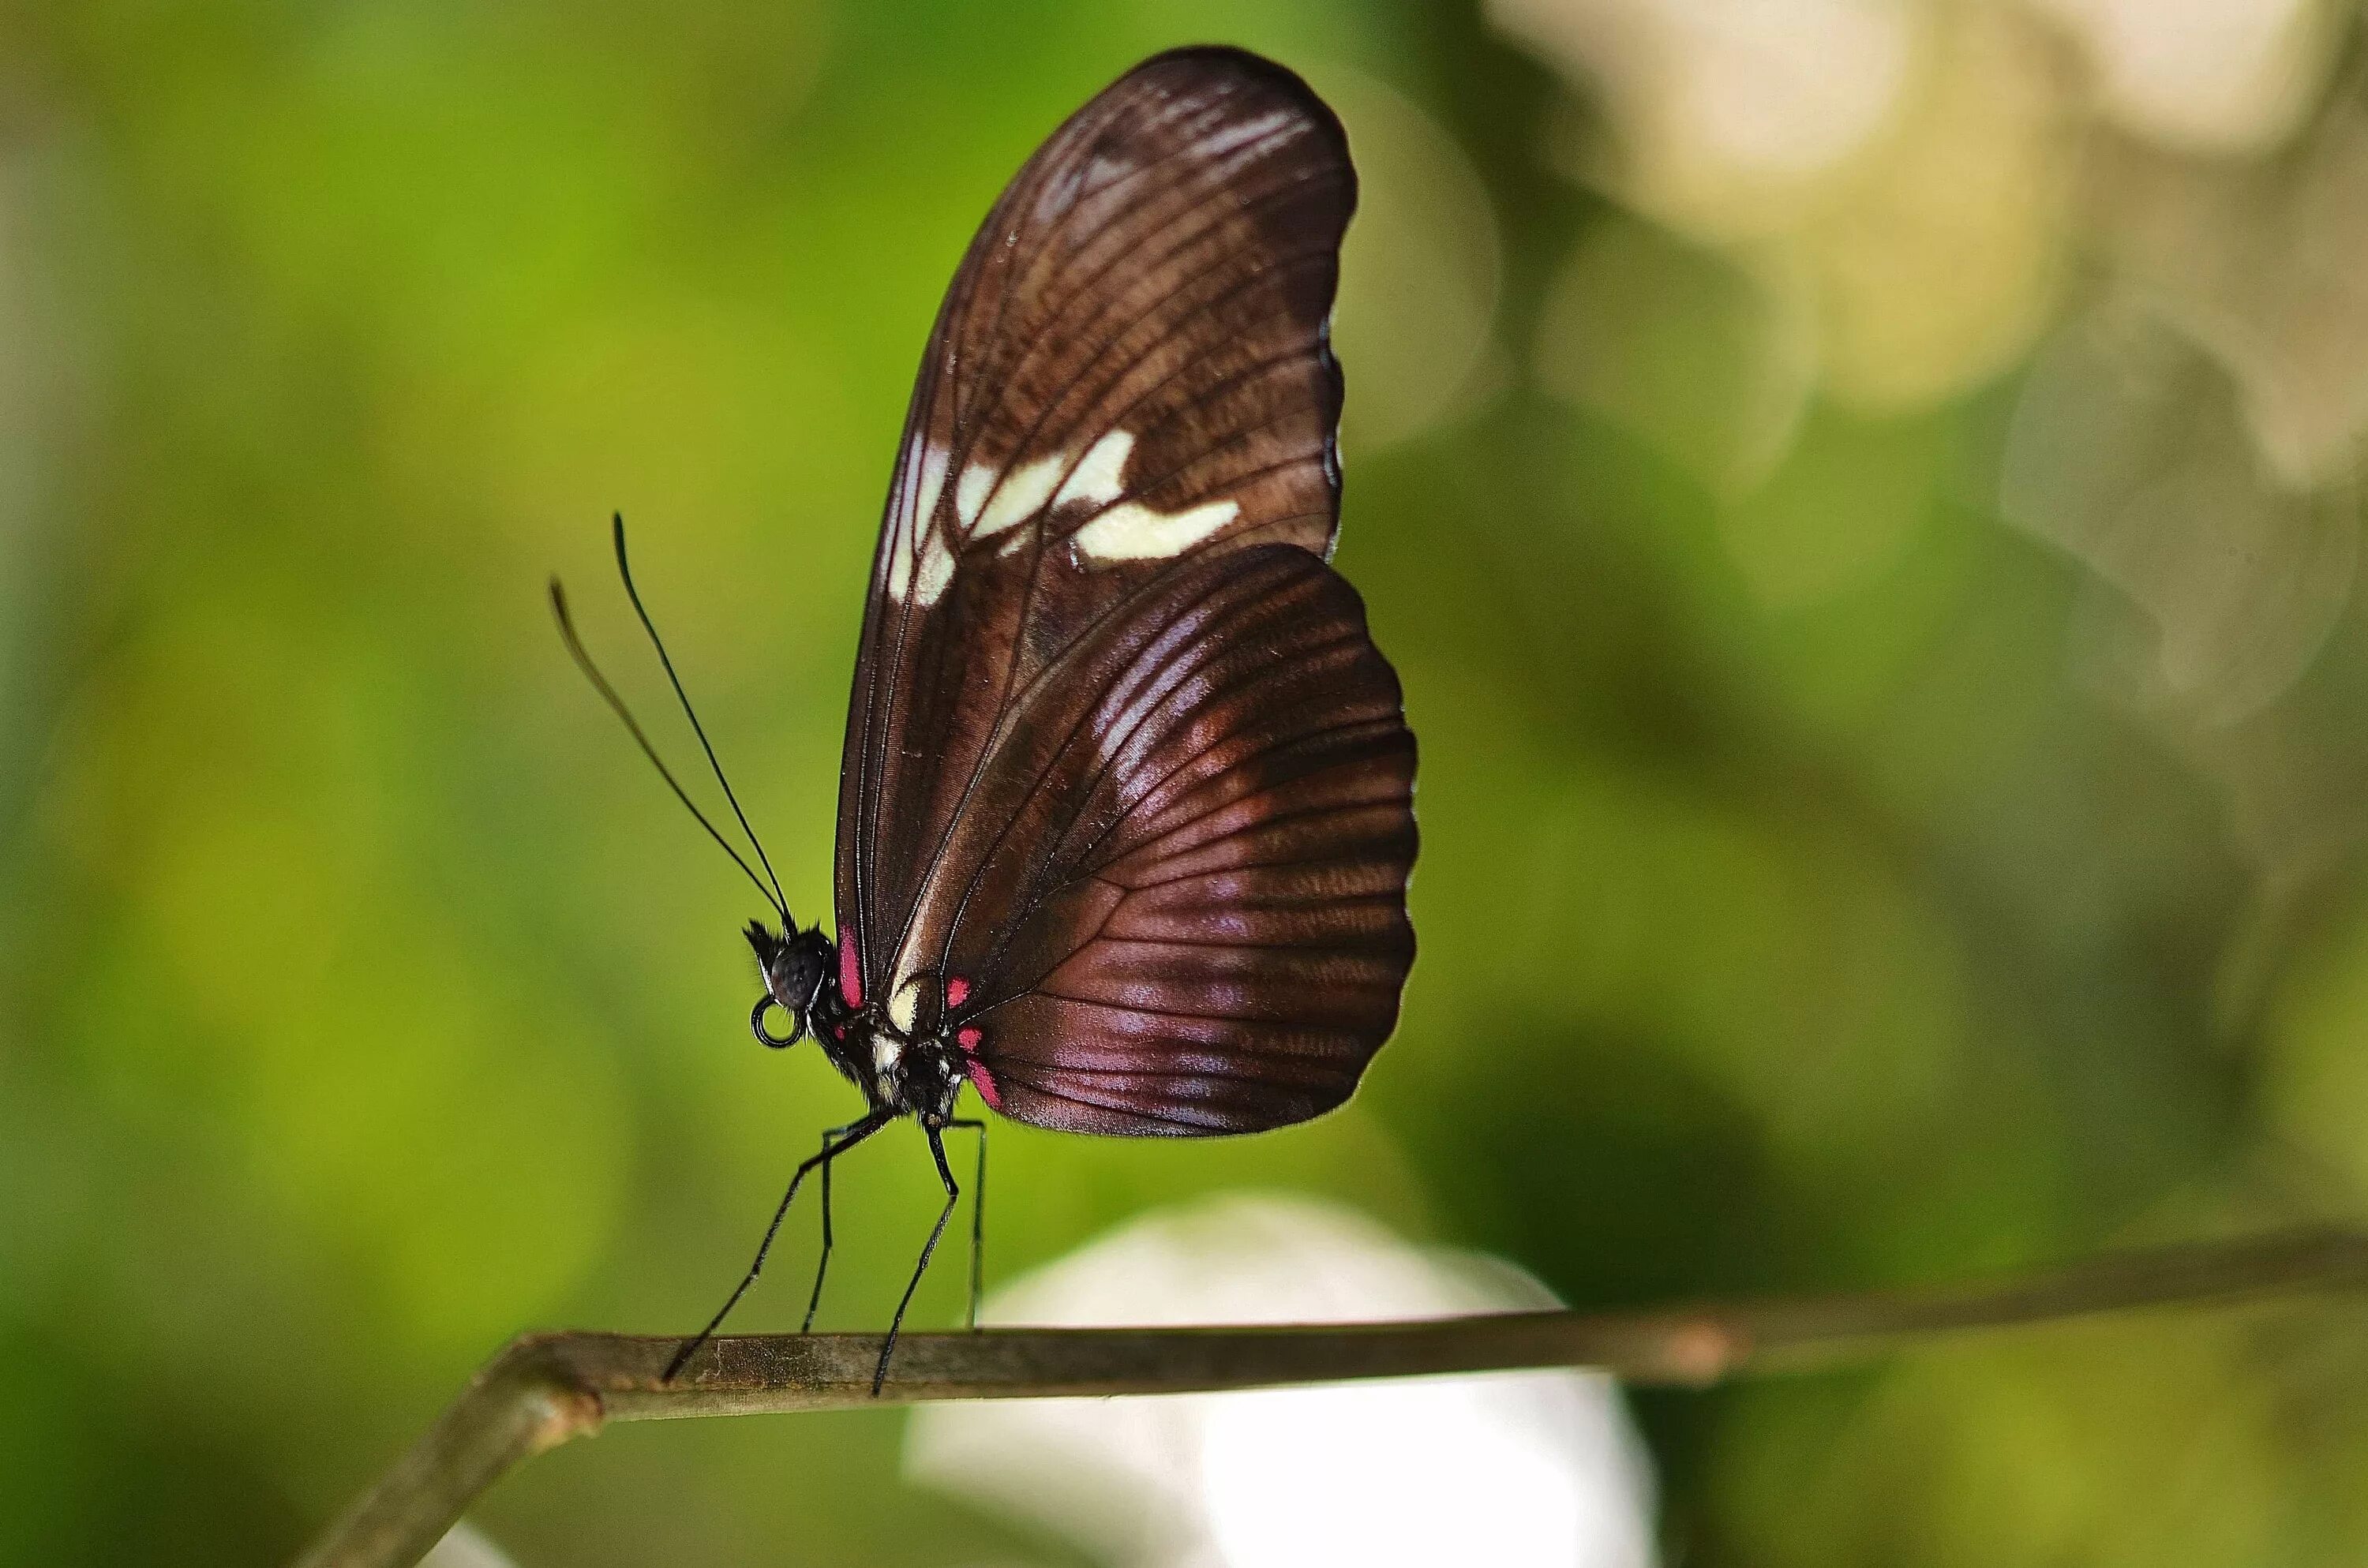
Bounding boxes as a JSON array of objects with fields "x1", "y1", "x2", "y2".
[
  {"x1": 747, "y1": 919, "x2": 964, "y2": 1126},
  {"x1": 834, "y1": 1013, "x2": 965, "y2": 1125}
]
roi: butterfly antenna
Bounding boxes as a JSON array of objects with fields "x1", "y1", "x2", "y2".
[
  {"x1": 609, "y1": 515, "x2": 795, "y2": 924},
  {"x1": 550, "y1": 575, "x2": 791, "y2": 923}
]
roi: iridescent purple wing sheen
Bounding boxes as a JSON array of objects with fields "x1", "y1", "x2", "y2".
[{"x1": 834, "y1": 47, "x2": 1414, "y2": 1132}]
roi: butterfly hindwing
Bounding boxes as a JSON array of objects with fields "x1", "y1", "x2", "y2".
[
  {"x1": 947, "y1": 544, "x2": 1415, "y2": 1133},
  {"x1": 834, "y1": 47, "x2": 1414, "y2": 1132}
]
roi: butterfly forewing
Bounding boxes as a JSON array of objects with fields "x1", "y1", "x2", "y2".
[{"x1": 836, "y1": 47, "x2": 1414, "y2": 1133}]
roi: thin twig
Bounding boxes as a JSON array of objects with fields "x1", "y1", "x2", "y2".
[{"x1": 293, "y1": 1226, "x2": 2368, "y2": 1568}]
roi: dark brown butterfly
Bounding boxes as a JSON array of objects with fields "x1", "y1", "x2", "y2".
[{"x1": 557, "y1": 46, "x2": 1415, "y2": 1391}]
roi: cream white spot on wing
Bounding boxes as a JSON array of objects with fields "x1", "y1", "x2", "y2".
[
  {"x1": 955, "y1": 462, "x2": 995, "y2": 532},
  {"x1": 908, "y1": 451, "x2": 1076, "y2": 600},
  {"x1": 971, "y1": 452, "x2": 1069, "y2": 540},
  {"x1": 887, "y1": 444, "x2": 950, "y2": 604},
  {"x1": 897, "y1": 429, "x2": 1240, "y2": 586},
  {"x1": 913, "y1": 533, "x2": 956, "y2": 606},
  {"x1": 912, "y1": 444, "x2": 949, "y2": 532},
  {"x1": 1056, "y1": 429, "x2": 1136, "y2": 508},
  {"x1": 887, "y1": 974, "x2": 927, "y2": 1034},
  {"x1": 1073, "y1": 497, "x2": 1241, "y2": 561}
]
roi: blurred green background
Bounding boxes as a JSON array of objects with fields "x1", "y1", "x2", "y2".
[{"x1": 9, "y1": 0, "x2": 2368, "y2": 1562}]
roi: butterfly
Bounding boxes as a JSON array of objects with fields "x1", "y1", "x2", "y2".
[{"x1": 555, "y1": 45, "x2": 1417, "y2": 1393}]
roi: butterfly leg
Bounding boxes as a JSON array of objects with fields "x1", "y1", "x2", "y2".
[
  {"x1": 946, "y1": 1118, "x2": 987, "y2": 1330},
  {"x1": 667, "y1": 1106, "x2": 894, "y2": 1382},
  {"x1": 873, "y1": 1122, "x2": 961, "y2": 1395},
  {"x1": 800, "y1": 1116, "x2": 873, "y2": 1334}
]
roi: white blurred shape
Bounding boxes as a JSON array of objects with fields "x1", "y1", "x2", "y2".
[
  {"x1": 1796, "y1": 2, "x2": 2069, "y2": 411},
  {"x1": 905, "y1": 1195, "x2": 1657, "y2": 1568},
  {"x1": 2096, "y1": 79, "x2": 2368, "y2": 490},
  {"x1": 1491, "y1": 0, "x2": 1914, "y2": 235},
  {"x1": 1201, "y1": 1377, "x2": 1602, "y2": 1568},
  {"x1": 2027, "y1": 0, "x2": 2331, "y2": 152},
  {"x1": 424, "y1": 1521, "x2": 519, "y2": 1568},
  {"x1": 1505, "y1": 0, "x2": 2066, "y2": 414},
  {"x1": 1999, "y1": 303, "x2": 2357, "y2": 728}
]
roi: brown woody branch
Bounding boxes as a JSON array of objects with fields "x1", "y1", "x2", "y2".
[{"x1": 292, "y1": 1226, "x2": 2368, "y2": 1568}]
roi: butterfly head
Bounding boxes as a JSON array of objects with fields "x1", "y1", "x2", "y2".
[{"x1": 746, "y1": 919, "x2": 837, "y2": 1050}]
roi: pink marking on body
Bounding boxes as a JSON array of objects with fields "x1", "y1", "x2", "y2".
[
  {"x1": 946, "y1": 975, "x2": 971, "y2": 1008},
  {"x1": 838, "y1": 937, "x2": 862, "y2": 1007},
  {"x1": 965, "y1": 1054, "x2": 1001, "y2": 1110}
]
